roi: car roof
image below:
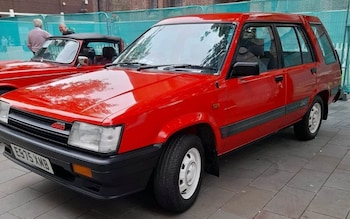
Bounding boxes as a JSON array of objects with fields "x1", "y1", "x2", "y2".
[
  {"x1": 48, "y1": 33, "x2": 123, "y2": 43},
  {"x1": 155, "y1": 12, "x2": 321, "y2": 25}
]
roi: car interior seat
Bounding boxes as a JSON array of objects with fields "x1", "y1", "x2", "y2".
[
  {"x1": 244, "y1": 38, "x2": 264, "y2": 58},
  {"x1": 236, "y1": 38, "x2": 267, "y2": 72},
  {"x1": 79, "y1": 47, "x2": 95, "y2": 64},
  {"x1": 101, "y1": 46, "x2": 117, "y2": 64}
]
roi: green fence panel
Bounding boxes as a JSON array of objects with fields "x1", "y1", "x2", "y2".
[
  {"x1": 0, "y1": 15, "x2": 46, "y2": 61},
  {"x1": 250, "y1": 0, "x2": 349, "y2": 13},
  {"x1": 205, "y1": 2, "x2": 250, "y2": 13},
  {"x1": 342, "y1": 24, "x2": 350, "y2": 93},
  {"x1": 110, "y1": 5, "x2": 204, "y2": 22},
  {"x1": 44, "y1": 12, "x2": 109, "y2": 36},
  {"x1": 108, "y1": 5, "x2": 204, "y2": 44},
  {"x1": 111, "y1": 20, "x2": 157, "y2": 46}
]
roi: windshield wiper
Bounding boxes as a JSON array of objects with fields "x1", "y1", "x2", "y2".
[
  {"x1": 106, "y1": 62, "x2": 218, "y2": 73},
  {"x1": 31, "y1": 57, "x2": 53, "y2": 62},
  {"x1": 163, "y1": 64, "x2": 218, "y2": 72},
  {"x1": 106, "y1": 62, "x2": 174, "y2": 71},
  {"x1": 140, "y1": 64, "x2": 219, "y2": 73},
  {"x1": 137, "y1": 64, "x2": 218, "y2": 72},
  {"x1": 136, "y1": 64, "x2": 172, "y2": 71},
  {"x1": 105, "y1": 62, "x2": 148, "y2": 68}
]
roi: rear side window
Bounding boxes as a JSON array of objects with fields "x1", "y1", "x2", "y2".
[
  {"x1": 311, "y1": 24, "x2": 337, "y2": 64},
  {"x1": 86, "y1": 42, "x2": 120, "y2": 57},
  {"x1": 276, "y1": 26, "x2": 314, "y2": 67}
]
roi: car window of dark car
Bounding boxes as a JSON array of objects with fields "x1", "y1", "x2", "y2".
[
  {"x1": 86, "y1": 42, "x2": 119, "y2": 57},
  {"x1": 33, "y1": 39, "x2": 79, "y2": 64},
  {"x1": 82, "y1": 42, "x2": 120, "y2": 65}
]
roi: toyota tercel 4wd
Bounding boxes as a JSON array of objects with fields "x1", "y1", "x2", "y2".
[{"x1": 0, "y1": 13, "x2": 342, "y2": 212}]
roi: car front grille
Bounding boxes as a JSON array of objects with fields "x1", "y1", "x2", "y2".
[{"x1": 7, "y1": 108, "x2": 72, "y2": 146}]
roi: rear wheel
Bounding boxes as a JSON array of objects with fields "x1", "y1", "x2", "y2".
[
  {"x1": 294, "y1": 96, "x2": 323, "y2": 140},
  {"x1": 153, "y1": 134, "x2": 204, "y2": 212}
]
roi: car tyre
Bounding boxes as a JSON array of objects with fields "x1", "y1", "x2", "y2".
[
  {"x1": 153, "y1": 134, "x2": 204, "y2": 212},
  {"x1": 294, "y1": 95, "x2": 323, "y2": 140}
]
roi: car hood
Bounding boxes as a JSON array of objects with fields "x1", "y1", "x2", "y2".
[
  {"x1": 0, "y1": 60, "x2": 59, "y2": 72},
  {"x1": 3, "y1": 68, "x2": 206, "y2": 124}
]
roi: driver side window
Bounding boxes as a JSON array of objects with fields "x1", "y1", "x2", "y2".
[{"x1": 235, "y1": 25, "x2": 277, "y2": 73}]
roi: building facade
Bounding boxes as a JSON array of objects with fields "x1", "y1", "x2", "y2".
[{"x1": 0, "y1": 0, "x2": 243, "y2": 15}]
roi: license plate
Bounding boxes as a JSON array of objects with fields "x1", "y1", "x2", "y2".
[{"x1": 11, "y1": 144, "x2": 54, "y2": 174}]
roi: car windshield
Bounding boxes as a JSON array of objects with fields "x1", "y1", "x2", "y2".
[
  {"x1": 114, "y1": 23, "x2": 235, "y2": 74},
  {"x1": 32, "y1": 39, "x2": 79, "y2": 64}
]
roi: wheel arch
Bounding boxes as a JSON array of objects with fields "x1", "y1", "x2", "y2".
[
  {"x1": 157, "y1": 115, "x2": 220, "y2": 177},
  {"x1": 317, "y1": 90, "x2": 329, "y2": 120}
]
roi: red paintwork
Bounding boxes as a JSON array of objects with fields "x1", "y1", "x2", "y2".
[
  {"x1": 1, "y1": 13, "x2": 342, "y2": 156},
  {"x1": 0, "y1": 34, "x2": 124, "y2": 93},
  {"x1": 0, "y1": 60, "x2": 104, "y2": 90}
]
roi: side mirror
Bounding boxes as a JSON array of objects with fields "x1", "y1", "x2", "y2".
[
  {"x1": 78, "y1": 56, "x2": 89, "y2": 66},
  {"x1": 232, "y1": 62, "x2": 260, "y2": 77}
]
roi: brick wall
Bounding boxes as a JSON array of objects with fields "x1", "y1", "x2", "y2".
[
  {"x1": 0, "y1": 0, "x2": 242, "y2": 15},
  {"x1": 182, "y1": 0, "x2": 215, "y2": 6},
  {"x1": 106, "y1": 0, "x2": 151, "y2": 11},
  {"x1": 103, "y1": 0, "x2": 243, "y2": 11},
  {"x1": 0, "y1": 0, "x2": 95, "y2": 14}
]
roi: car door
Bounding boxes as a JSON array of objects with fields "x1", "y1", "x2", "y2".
[
  {"x1": 275, "y1": 24, "x2": 317, "y2": 125},
  {"x1": 221, "y1": 24, "x2": 287, "y2": 152}
]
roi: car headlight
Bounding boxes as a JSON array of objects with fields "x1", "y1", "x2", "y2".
[
  {"x1": 68, "y1": 122, "x2": 122, "y2": 153},
  {"x1": 0, "y1": 101, "x2": 10, "y2": 123}
]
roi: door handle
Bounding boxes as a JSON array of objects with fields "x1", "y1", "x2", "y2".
[
  {"x1": 311, "y1": 68, "x2": 317, "y2": 74},
  {"x1": 275, "y1": 75, "x2": 284, "y2": 83}
]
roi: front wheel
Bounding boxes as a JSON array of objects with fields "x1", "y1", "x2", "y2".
[
  {"x1": 294, "y1": 96, "x2": 324, "y2": 140},
  {"x1": 153, "y1": 134, "x2": 204, "y2": 212}
]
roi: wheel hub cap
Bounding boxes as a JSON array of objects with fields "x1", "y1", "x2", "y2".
[
  {"x1": 178, "y1": 147, "x2": 201, "y2": 199},
  {"x1": 308, "y1": 103, "x2": 321, "y2": 133},
  {"x1": 185, "y1": 161, "x2": 197, "y2": 186}
]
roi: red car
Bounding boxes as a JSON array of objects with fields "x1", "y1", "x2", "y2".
[
  {"x1": 0, "y1": 13, "x2": 342, "y2": 212},
  {"x1": 0, "y1": 33, "x2": 124, "y2": 94}
]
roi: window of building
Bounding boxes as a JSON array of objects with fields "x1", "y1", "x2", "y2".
[
  {"x1": 150, "y1": 0, "x2": 158, "y2": 8},
  {"x1": 168, "y1": 0, "x2": 183, "y2": 7}
]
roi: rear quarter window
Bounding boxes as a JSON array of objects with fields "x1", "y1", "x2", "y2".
[
  {"x1": 311, "y1": 23, "x2": 337, "y2": 64},
  {"x1": 276, "y1": 25, "x2": 314, "y2": 68}
]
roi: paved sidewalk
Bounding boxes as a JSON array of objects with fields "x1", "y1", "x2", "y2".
[{"x1": 0, "y1": 99, "x2": 350, "y2": 219}]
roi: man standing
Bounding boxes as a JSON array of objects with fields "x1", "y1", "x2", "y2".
[
  {"x1": 27, "y1": 18, "x2": 51, "y2": 54},
  {"x1": 59, "y1": 23, "x2": 75, "y2": 35}
]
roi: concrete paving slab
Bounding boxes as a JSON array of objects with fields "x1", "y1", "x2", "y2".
[
  {"x1": 307, "y1": 187, "x2": 350, "y2": 219},
  {"x1": 263, "y1": 186, "x2": 315, "y2": 218},
  {"x1": 0, "y1": 99, "x2": 349, "y2": 218},
  {"x1": 287, "y1": 168, "x2": 329, "y2": 193}
]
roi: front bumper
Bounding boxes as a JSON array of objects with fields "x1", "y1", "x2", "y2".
[{"x1": 0, "y1": 124, "x2": 162, "y2": 199}]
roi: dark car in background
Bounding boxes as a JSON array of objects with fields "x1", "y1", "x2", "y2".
[{"x1": 0, "y1": 33, "x2": 124, "y2": 94}]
